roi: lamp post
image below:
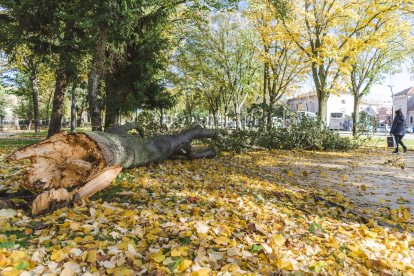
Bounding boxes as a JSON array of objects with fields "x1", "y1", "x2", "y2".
[{"x1": 388, "y1": 85, "x2": 394, "y2": 122}]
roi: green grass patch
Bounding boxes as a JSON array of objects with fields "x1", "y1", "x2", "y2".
[
  {"x1": 0, "y1": 138, "x2": 41, "y2": 149},
  {"x1": 0, "y1": 229, "x2": 33, "y2": 248},
  {"x1": 11, "y1": 131, "x2": 47, "y2": 139},
  {"x1": 363, "y1": 136, "x2": 414, "y2": 149},
  {"x1": 91, "y1": 185, "x2": 126, "y2": 202}
]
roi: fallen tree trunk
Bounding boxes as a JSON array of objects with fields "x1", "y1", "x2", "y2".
[{"x1": 8, "y1": 125, "x2": 218, "y2": 215}]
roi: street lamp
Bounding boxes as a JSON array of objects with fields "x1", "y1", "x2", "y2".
[{"x1": 388, "y1": 85, "x2": 394, "y2": 122}]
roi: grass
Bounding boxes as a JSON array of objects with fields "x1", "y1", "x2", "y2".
[
  {"x1": 363, "y1": 135, "x2": 414, "y2": 149},
  {"x1": 2, "y1": 127, "x2": 91, "y2": 139},
  {"x1": 0, "y1": 138, "x2": 41, "y2": 149}
]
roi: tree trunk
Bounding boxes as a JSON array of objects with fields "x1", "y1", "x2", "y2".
[
  {"x1": 235, "y1": 112, "x2": 241, "y2": 130},
  {"x1": 104, "y1": 85, "x2": 118, "y2": 129},
  {"x1": 266, "y1": 96, "x2": 275, "y2": 132},
  {"x1": 9, "y1": 125, "x2": 218, "y2": 215},
  {"x1": 76, "y1": 98, "x2": 86, "y2": 127},
  {"x1": 261, "y1": 57, "x2": 268, "y2": 129},
  {"x1": 47, "y1": 56, "x2": 69, "y2": 138},
  {"x1": 317, "y1": 91, "x2": 328, "y2": 126},
  {"x1": 70, "y1": 82, "x2": 77, "y2": 133},
  {"x1": 352, "y1": 94, "x2": 360, "y2": 136},
  {"x1": 31, "y1": 78, "x2": 40, "y2": 133},
  {"x1": 45, "y1": 89, "x2": 53, "y2": 125},
  {"x1": 88, "y1": 28, "x2": 107, "y2": 131},
  {"x1": 160, "y1": 108, "x2": 164, "y2": 127}
]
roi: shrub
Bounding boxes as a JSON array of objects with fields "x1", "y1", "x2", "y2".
[{"x1": 219, "y1": 118, "x2": 361, "y2": 151}]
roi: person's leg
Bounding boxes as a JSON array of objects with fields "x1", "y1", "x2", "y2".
[
  {"x1": 393, "y1": 134, "x2": 400, "y2": 153},
  {"x1": 398, "y1": 135, "x2": 407, "y2": 152}
]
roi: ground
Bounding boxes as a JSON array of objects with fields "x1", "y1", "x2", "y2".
[{"x1": 0, "y1": 135, "x2": 413, "y2": 275}]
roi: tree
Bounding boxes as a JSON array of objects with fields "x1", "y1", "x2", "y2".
[
  {"x1": 0, "y1": 0, "x2": 87, "y2": 137},
  {"x1": 0, "y1": 89, "x2": 7, "y2": 125},
  {"x1": 103, "y1": 3, "x2": 176, "y2": 128},
  {"x1": 172, "y1": 12, "x2": 261, "y2": 129},
  {"x1": 347, "y1": 17, "x2": 410, "y2": 135},
  {"x1": 272, "y1": 0, "x2": 403, "y2": 124},
  {"x1": 248, "y1": 0, "x2": 307, "y2": 131},
  {"x1": 8, "y1": 48, "x2": 44, "y2": 132}
]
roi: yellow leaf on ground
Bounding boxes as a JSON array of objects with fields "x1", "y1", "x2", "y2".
[
  {"x1": 171, "y1": 246, "x2": 189, "y2": 257},
  {"x1": 50, "y1": 250, "x2": 68, "y2": 263},
  {"x1": 87, "y1": 250, "x2": 97, "y2": 263},
  {"x1": 177, "y1": 259, "x2": 192, "y2": 272},
  {"x1": 271, "y1": 234, "x2": 286, "y2": 247},
  {"x1": 191, "y1": 269, "x2": 210, "y2": 276},
  {"x1": 149, "y1": 252, "x2": 165, "y2": 263},
  {"x1": 214, "y1": 236, "x2": 230, "y2": 245}
]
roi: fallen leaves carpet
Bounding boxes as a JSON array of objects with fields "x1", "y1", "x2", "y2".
[{"x1": 0, "y1": 147, "x2": 413, "y2": 275}]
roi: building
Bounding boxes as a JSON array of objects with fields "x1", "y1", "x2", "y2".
[
  {"x1": 286, "y1": 91, "x2": 393, "y2": 128},
  {"x1": 286, "y1": 91, "x2": 354, "y2": 124},
  {"x1": 0, "y1": 93, "x2": 19, "y2": 130},
  {"x1": 392, "y1": 86, "x2": 414, "y2": 129},
  {"x1": 360, "y1": 99, "x2": 392, "y2": 125}
]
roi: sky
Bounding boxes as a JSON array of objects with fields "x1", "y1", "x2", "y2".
[
  {"x1": 367, "y1": 65, "x2": 414, "y2": 103},
  {"x1": 296, "y1": 63, "x2": 414, "y2": 104}
]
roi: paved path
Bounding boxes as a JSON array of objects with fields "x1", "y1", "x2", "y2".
[
  {"x1": 0, "y1": 132, "x2": 19, "y2": 137},
  {"x1": 265, "y1": 149, "x2": 414, "y2": 214}
]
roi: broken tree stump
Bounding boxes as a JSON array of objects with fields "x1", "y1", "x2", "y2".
[{"x1": 8, "y1": 125, "x2": 218, "y2": 215}]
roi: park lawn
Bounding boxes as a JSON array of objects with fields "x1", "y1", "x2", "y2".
[
  {"x1": 0, "y1": 138, "x2": 41, "y2": 149},
  {"x1": 363, "y1": 136, "x2": 414, "y2": 149},
  {"x1": 0, "y1": 139, "x2": 413, "y2": 275},
  {"x1": 8, "y1": 128, "x2": 91, "y2": 139}
]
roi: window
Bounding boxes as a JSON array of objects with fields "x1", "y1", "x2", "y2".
[
  {"x1": 331, "y1": 113, "x2": 344, "y2": 118},
  {"x1": 411, "y1": 116, "x2": 413, "y2": 124}
]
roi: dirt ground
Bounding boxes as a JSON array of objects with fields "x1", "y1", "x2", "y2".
[{"x1": 262, "y1": 148, "x2": 414, "y2": 215}]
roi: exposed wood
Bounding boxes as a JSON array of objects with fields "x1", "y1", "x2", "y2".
[
  {"x1": 9, "y1": 132, "x2": 106, "y2": 193},
  {"x1": 73, "y1": 166, "x2": 122, "y2": 200},
  {"x1": 31, "y1": 188, "x2": 72, "y2": 215}
]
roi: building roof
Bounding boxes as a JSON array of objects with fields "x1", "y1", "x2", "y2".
[
  {"x1": 361, "y1": 106, "x2": 376, "y2": 117},
  {"x1": 394, "y1": 87, "x2": 414, "y2": 97}
]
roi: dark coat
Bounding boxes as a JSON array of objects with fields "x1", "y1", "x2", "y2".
[{"x1": 390, "y1": 114, "x2": 406, "y2": 136}]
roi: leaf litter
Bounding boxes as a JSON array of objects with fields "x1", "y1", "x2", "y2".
[{"x1": 0, "y1": 146, "x2": 413, "y2": 275}]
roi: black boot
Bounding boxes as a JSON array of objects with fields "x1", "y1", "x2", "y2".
[{"x1": 403, "y1": 147, "x2": 407, "y2": 153}]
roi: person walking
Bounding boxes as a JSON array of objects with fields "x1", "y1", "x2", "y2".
[{"x1": 390, "y1": 109, "x2": 407, "y2": 153}]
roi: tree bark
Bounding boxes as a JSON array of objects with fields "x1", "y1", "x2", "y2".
[
  {"x1": 31, "y1": 78, "x2": 40, "y2": 133},
  {"x1": 235, "y1": 112, "x2": 241, "y2": 130},
  {"x1": 88, "y1": 28, "x2": 107, "y2": 131},
  {"x1": 261, "y1": 56, "x2": 268, "y2": 130},
  {"x1": 352, "y1": 94, "x2": 360, "y2": 136},
  {"x1": 266, "y1": 95, "x2": 275, "y2": 132},
  {"x1": 70, "y1": 82, "x2": 77, "y2": 133},
  {"x1": 76, "y1": 97, "x2": 86, "y2": 127},
  {"x1": 47, "y1": 56, "x2": 69, "y2": 138},
  {"x1": 317, "y1": 92, "x2": 328, "y2": 126},
  {"x1": 9, "y1": 125, "x2": 218, "y2": 215},
  {"x1": 104, "y1": 82, "x2": 119, "y2": 129}
]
